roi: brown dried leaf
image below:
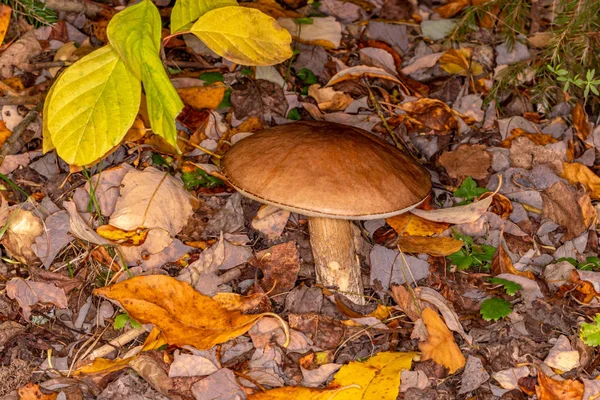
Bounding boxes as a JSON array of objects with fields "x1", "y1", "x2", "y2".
[
  {"x1": 398, "y1": 98, "x2": 457, "y2": 134},
  {"x1": 500, "y1": 128, "x2": 558, "y2": 148},
  {"x1": 434, "y1": 0, "x2": 470, "y2": 17},
  {"x1": 176, "y1": 84, "x2": 226, "y2": 110},
  {"x1": 6, "y1": 278, "x2": 68, "y2": 320},
  {"x1": 231, "y1": 79, "x2": 288, "y2": 120},
  {"x1": 572, "y1": 102, "x2": 590, "y2": 143},
  {"x1": 438, "y1": 48, "x2": 485, "y2": 76},
  {"x1": 491, "y1": 240, "x2": 535, "y2": 280},
  {"x1": 541, "y1": 181, "x2": 596, "y2": 241},
  {"x1": 255, "y1": 241, "x2": 301, "y2": 296},
  {"x1": 308, "y1": 84, "x2": 353, "y2": 111},
  {"x1": 438, "y1": 144, "x2": 492, "y2": 180},
  {"x1": 326, "y1": 65, "x2": 401, "y2": 86}
]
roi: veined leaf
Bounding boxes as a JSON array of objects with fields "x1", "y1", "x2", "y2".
[
  {"x1": 171, "y1": 0, "x2": 238, "y2": 34},
  {"x1": 191, "y1": 6, "x2": 292, "y2": 66},
  {"x1": 42, "y1": 77, "x2": 59, "y2": 154},
  {"x1": 107, "y1": 0, "x2": 184, "y2": 150},
  {"x1": 45, "y1": 45, "x2": 141, "y2": 166}
]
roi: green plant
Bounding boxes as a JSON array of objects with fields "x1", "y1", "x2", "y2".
[
  {"x1": 488, "y1": 277, "x2": 521, "y2": 295},
  {"x1": 558, "y1": 256, "x2": 600, "y2": 271},
  {"x1": 43, "y1": 0, "x2": 292, "y2": 166},
  {"x1": 480, "y1": 297, "x2": 513, "y2": 321},
  {"x1": 181, "y1": 168, "x2": 223, "y2": 190},
  {"x1": 547, "y1": 65, "x2": 600, "y2": 98},
  {"x1": 114, "y1": 312, "x2": 142, "y2": 330},
  {"x1": 447, "y1": 232, "x2": 496, "y2": 270},
  {"x1": 3, "y1": 0, "x2": 57, "y2": 27},
  {"x1": 453, "y1": 176, "x2": 489, "y2": 205}
]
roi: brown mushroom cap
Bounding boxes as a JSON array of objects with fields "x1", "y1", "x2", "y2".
[{"x1": 221, "y1": 121, "x2": 432, "y2": 220}]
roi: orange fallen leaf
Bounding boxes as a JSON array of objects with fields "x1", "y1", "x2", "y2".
[
  {"x1": 17, "y1": 383, "x2": 57, "y2": 400},
  {"x1": 0, "y1": 5, "x2": 11, "y2": 45},
  {"x1": 439, "y1": 48, "x2": 485, "y2": 76},
  {"x1": 213, "y1": 292, "x2": 268, "y2": 313},
  {"x1": 177, "y1": 84, "x2": 226, "y2": 110},
  {"x1": 397, "y1": 236, "x2": 464, "y2": 256},
  {"x1": 536, "y1": 371, "x2": 584, "y2": 400},
  {"x1": 434, "y1": 0, "x2": 469, "y2": 18},
  {"x1": 418, "y1": 308, "x2": 465, "y2": 374},
  {"x1": 0, "y1": 120, "x2": 12, "y2": 148},
  {"x1": 94, "y1": 275, "x2": 287, "y2": 349},
  {"x1": 499, "y1": 128, "x2": 557, "y2": 147},
  {"x1": 386, "y1": 213, "x2": 449, "y2": 236},
  {"x1": 491, "y1": 240, "x2": 535, "y2": 280},
  {"x1": 560, "y1": 162, "x2": 600, "y2": 199}
]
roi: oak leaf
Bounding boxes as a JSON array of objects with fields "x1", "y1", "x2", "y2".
[{"x1": 418, "y1": 308, "x2": 466, "y2": 374}]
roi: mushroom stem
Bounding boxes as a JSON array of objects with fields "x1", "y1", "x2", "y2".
[{"x1": 308, "y1": 217, "x2": 364, "y2": 304}]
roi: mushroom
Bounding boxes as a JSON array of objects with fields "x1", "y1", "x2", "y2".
[{"x1": 221, "y1": 121, "x2": 431, "y2": 303}]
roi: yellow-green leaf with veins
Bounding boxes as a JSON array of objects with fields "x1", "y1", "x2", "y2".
[
  {"x1": 45, "y1": 45, "x2": 141, "y2": 166},
  {"x1": 171, "y1": 0, "x2": 238, "y2": 34},
  {"x1": 42, "y1": 76, "x2": 59, "y2": 154},
  {"x1": 107, "y1": 0, "x2": 183, "y2": 150},
  {"x1": 191, "y1": 6, "x2": 292, "y2": 66}
]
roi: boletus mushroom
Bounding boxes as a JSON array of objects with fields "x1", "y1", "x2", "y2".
[{"x1": 221, "y1": 121, "x2": 431, "y2": 303}]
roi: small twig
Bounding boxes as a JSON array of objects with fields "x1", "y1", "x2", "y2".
[
  {"x1": 26, "y1": 61, "x2": 68, "y2": 71},
  {"x1": 0, "y1": 102, "x2": 43, "y2": 158},
  {"x1": 0, "y1": 94, "x2": 44, "y2": 106},
  {"x1": 87, "y1": 326, "x2": 147, "y2": 361}
]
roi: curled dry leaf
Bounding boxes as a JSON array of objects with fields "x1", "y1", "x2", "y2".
[
  {"x1": 326, "y1": 66, "x2": 402, "y2": 86},
  {"x1": 536, "y1": 371, "x2": 584, "y2": 400},
  {"x1": 418, "y1": 308, "x2": 466, "y2": 374},
  {"x1": 94, "y1": 275, "x2": 284, "y2": 349},
  {"x1": 397, "y1": 98, "x2": 457, "y2": 134},
  {"x1": 560, "y1": 162, "x2": 600, "y2": 199},
  {"x1": 499, "y1": 128, "x2": 557, "y2": 148},
  {"x1": 410, "y1": 194, "x2": 494, "y2": 224},
  {"x1": 386, "y1": 212, "x2": 449, "y2": 236},
  {"x1": 541, "y1": 181, "x2": 596, "y2": 241},
  {"x1": 397, "y1": 236, "x2": 464, "y2": 256},
  {"x1": 572, "y1": 102, "x2": 591, "y2": 143},
  {"x1": 307, "y1": 84, "x2": 353, "y2": 111}
]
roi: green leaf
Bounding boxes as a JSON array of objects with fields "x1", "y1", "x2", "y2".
[
  {"x1": 488, "y1": 277, "x2": 521, "y2": 295},
  {"x1": 45, "y1": 45, "x2": 141, "y2": 166},
  {"x1": 182, "y1": 168, "x2": 223, "y2": 190},
  {"x1": 581, "y1": 314, "x2": 600, "y2": 347},
  {"x1": 190, "y1": 6, "x2": 293, "y2": 66},
  {"x1": 480, "y1": 298, "x2": 512, "y2": 321},
  {"x1": 113, "y1": 313, "x2": 129, "y2": 330},
  {"x1": 107, "y1": 0, "x2": 184, "y2": 150},
  {"x1": 199, "y1": 71, "x2": 225, "y2": 84},
  {"x1": 287, "y1": 107, "x2": 301, "y2": 120},
  {"x1": 454, "y1": 176, "x2": 489, "y2": 202},
  {"x1": 171, "y1": 0, "x2": 238, "y2": 33},
  {"x1": 448, "y1": 250, "x2": 473, "y2": 270},
  {"x1": 297, "y1": 67, "x2": 318, "y2": 84}
]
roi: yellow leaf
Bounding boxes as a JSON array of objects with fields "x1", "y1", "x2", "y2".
[
  {"x1": 94, "y1": 275, "x2": 274, "y2": 349},
  {"x1": 177, "y1": 84, "x2": 226, "y2": 110},
  {"x1": 0, "y1": 120, "x2": 12, "y2": 148},
  {"x1": 171, "y1": 0, "x2": 238, "y2": 33},
  {"x1": 45, "y1": 45, "x2": 141, "y2": 165},
  {"x1": 74, "y1": 327, "x2": 167, "y2": 376},
  {"x1": 419, "y1": 308, "x2": 465, "y2": 374},
  {"x1": 561, "y1": 162, "x2": 600, "y2": 199},
  {"x1": 0, "y1": 5, "x2": 11, "y2": 45},
  {"x1": 439, "y1": 48, "x2": 484, "y2": 76},
  {"x1": 249, "y1": 351, "x2": 418, "y2": 399},
  {"x1": 386, "y1": 213, "x2": 449, "y2": 236},
  {"x1": 96, "y1": 225, "x2": 149, "y2": 245},
  {"x1": 191, "y1": 6, "x2": 293, "y2": 66},
  {"x1": 397, "y1": 236, "x2": 464, "y2": 256}
]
